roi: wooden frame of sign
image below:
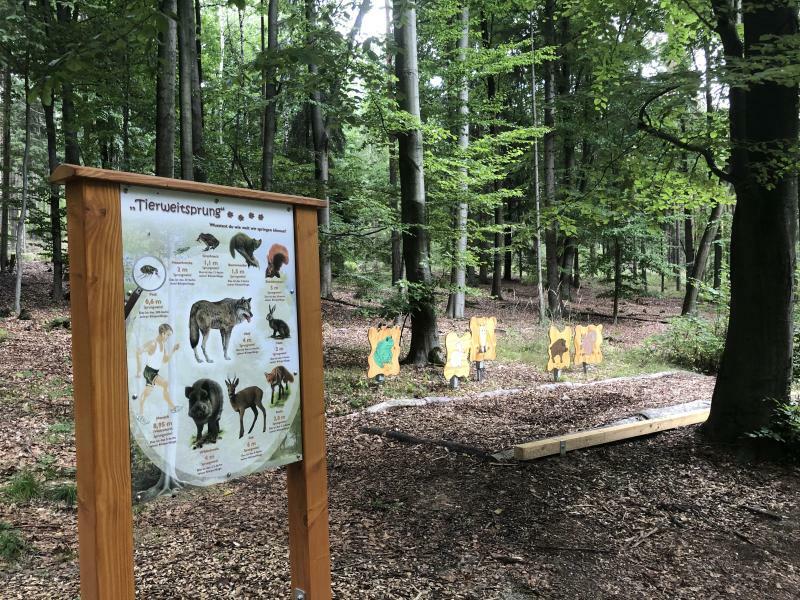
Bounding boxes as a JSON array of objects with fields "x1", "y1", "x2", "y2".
[{"x1": 51, "y1": 165, "x2": 332, "y2": 600}]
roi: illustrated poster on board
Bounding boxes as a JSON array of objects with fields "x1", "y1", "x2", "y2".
[{"x1": 121, "y1": 185, "x2": 302, "y2": 487}]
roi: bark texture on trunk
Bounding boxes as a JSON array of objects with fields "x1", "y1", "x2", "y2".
[
  {"x1": 682, "y1": 202, "x2": 725, "y2": 314},
  {"x1": 394, "y1": 0, "x2": 441, "y2": 364},
  {"x1": 706, "y1": 0, "x2": 798, "y2": 441},
  {"x1": 156, "y1": 0, "x2": 177, "y2": 178}
]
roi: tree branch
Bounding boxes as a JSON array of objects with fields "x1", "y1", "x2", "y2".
[{"x1": 637, "y1": 86, "x2": 734, "y2": 184}]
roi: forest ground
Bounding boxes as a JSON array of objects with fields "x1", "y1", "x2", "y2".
[{"x1": 1, "y1": 263, "x2": 799, "y2": 599}]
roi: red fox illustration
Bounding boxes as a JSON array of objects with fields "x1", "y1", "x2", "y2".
[{"x1": 265, "y1": 366, "x2": 294, "y2": 405}]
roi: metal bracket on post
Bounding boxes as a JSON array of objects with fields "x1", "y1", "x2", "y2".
[
  {"x1": 449, "y1": 376, "x2": 459, "y2": 390},
  {"x1": 553, "y1": 368, "x2": 560, "y2": 382},
  {"x1": 293, "y1": 589, "x2": 307, "y2": 600},
  {"x1": 559, "y1": 440, "x2": 567, "y2": 457}
]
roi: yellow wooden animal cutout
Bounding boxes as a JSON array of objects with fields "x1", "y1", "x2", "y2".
[
  {"x1": 444, "y1": 332, "x2": 472, "y2": 380},
  {"x1": 574, "y1": 324, "x2": 603, "y2": 365},
  {"x1": 547, "y1": 325, "x2": 572, "y2": 371},
  {"x1": 470, "y1": 316, "x2": 497, "y2": 362},
  {"x1": 367, "y1": 326, "x2": 401, "y2": 379}
]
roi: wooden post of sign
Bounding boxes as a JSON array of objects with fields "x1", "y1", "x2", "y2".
[
  {"x1": 64, "y1": 178, "x2": 136, "y2": 600},
  {"x1": 289, "y1": 206, "x2": 332, "y2": 599}
]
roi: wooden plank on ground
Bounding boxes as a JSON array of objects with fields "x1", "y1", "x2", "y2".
[{"x1": 513, "y1": 409, "x2": 709, "y2": 461}]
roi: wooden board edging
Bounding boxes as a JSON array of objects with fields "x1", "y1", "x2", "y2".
[
  {"x1": 50, "y1": 164, "x2": 328, "y2": 209},
  {"x1": 513, "y1": 409, "x2": 709, "y2": 461}
]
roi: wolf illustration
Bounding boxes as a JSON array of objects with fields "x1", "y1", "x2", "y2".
[
  {"x1": 229, "y1": 232, "x2": 262, "y2": 268},
  {"x1": 189, "y1": 297, "x2": 253, "y2": 363},
  {"x1": 265, "y1": 366, "x2": 294, "y2": 405},
  {"x1": 266, "y1": 243, "x2": 289, "y2": 278},
  {"x1": 185, "y1": 378, "x2": 223, "y2": 449},
  {"x1": 197, "y1": 233, "x2": 220, "y2": 251}
]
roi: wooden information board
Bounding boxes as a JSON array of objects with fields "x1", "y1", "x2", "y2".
[{"x1": 52, "y1": 165, "x2": 332, "y2": 599}]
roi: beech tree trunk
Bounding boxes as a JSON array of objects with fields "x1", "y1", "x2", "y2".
[
  {"x1": 155, "y1": 0, "x2": 177, "y2": 178},
  {"x1": 177, "y1": 0, "x2": 195, "y2": 179},
  {"x1": 43, "y1": 93, "x2": 63, "y2": 300},
  {"x1": 530, "y1": 13, "x2": 545, "y2": 323},
  {"x1": 1, "y1": 66, "x2": 10, "y2": 272},
  {"x1": 306, "y1": 0, "x2": 332, "y2": 298},
  {"x1": 394, "y1": 0, "x2": 441, "y2": 364},
  {"x1": 682, "y1": 202, "x2": 725, "y2": 314},
  {"x1": 385, "y1": 1, "x2": 402, "y2": 285},
  {"x1": 14, "y1": 69, "x2": 31, "y2": 315},
  {"x1": 542, "y1": 0, "x2": 560, "y2": 318},
  {"x1": 706, "y1": 0, "x2": 798, "y2": 441},
  {"x1": 446, "y1": 3, "x2": 469, "y2": 319},
  {"x1": 260, "y1": 0, "x2": 278, "y2": 191}
]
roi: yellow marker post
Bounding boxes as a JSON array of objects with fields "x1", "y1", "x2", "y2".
[
  {"x1": 469, "y1": 316, "x2": 497, "y2": 382},
  {"x1": 367, "y1": 326, "x2": 401, "y2": 383},
  {"x1": 574, "y1": 324, "x2": 603, "y2": 376},
  {"x1": 547, "y1": 325, "x2": 572, "y2": 381},
  {"x1": 444, "y1": 332, "x2": 472, "y2": 389}
]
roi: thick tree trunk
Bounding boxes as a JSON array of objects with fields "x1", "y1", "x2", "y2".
[
  {"x1": 684, "y1": 208, "x2": 695, "y2": 278},
  {"x1": 446, "y1": 3, "x2": 469, "y2": 319},
  {"x1": 155, "y1": 0, "x2": 177, "y2": 178},
  {"x1": 261, "y1": 0, "x2": 278, "y2": 191},
  {"x1": 177, "y1": 0, "x2": 195, "y2": 179},
  {"x1": 394, "y1": 0, "x2": 441, "y2": 364},
  {"x1": 43, "y1": 94, "x2": 63, "y2": 300},
  {"x1": 1, "y1": 66, "x2": 10, "y2": 272},
  {"x1": 706, "y1": 0, "x2": 798, "y2": 441}
]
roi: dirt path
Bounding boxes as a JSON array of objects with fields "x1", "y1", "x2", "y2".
[{"x1": 1, "y1": 265, "x2": 799, "y2": 598}]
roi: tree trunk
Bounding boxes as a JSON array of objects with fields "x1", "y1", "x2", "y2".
[
  {"x1": 177, "y1": 0, "x2": 195, "y2": 179},
  {"x1": 43, "y1": 93, "x2": 63, "y2": 301},
  {"x1": 612, "y1": 236, "x2": 621, "y2": 324},
  {"x1": 503, "y1": 201, "x2": 513, "y2": 281},
  {"x1": 385, "y1": 1, "x2": 402, "y2": 285},
  {"x1": 155, "y1": 0, "x2": 177, "y2": 178},
  {"x1": 306, "y1": 0, "x2": 332, "y2": 299},
  {"x1": 446, "y1": 3, "x2": 469, "y2": 319},
  {"x1": 14, "y1": 69, "x2": 31, "y2": 315},
  {"x1": 530, "y1": 13, "x2": 545, "y2": 323},
  {"x1": 394, "y1": 0, "x2": 441, "y2": 364},
  {"x1": 491, "y1": 203, "x2": 504, "y2": 298},
  {"x1": 684, "y1": 208, "x2": 695, "y2": 279},
  {"x1": 706, "y1": 0, "x2": 798, "y2": 441},
  {"x1": 542, "y1": 0, "x2": 560, "y2": 319},
  {"x1": 713, "y1": 219, "x2": 723, "y2": 290},
  {"x1": 674, "y1": 217, "x2": 681, "y2": 291},
  {"x1": 682, "y1": 202, "x2": 725, "y2": 314},
  {"x1": 261, "y1": 0, "x2": 278, "y2": 191},
  {"x1": 191, "y1": 0, "x2": 205, "y2": 181},
  {"x1": 1, "y1": 66, "x2": 10, "y2": 272}
]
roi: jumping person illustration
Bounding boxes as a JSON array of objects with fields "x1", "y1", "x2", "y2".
[{"x1": 134, "y1": 323, "x2": 181, "y2": 424}]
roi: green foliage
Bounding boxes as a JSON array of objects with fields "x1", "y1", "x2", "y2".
[
  {"x1": 0, "y1": 522, "x2": 28, "y2": 562},
  {"x1": 647, "y1": 316, "x2": 726, "y2": 374},
  {"x1": 4, "y1": 470, "x2": 42, "y2": 503},
  {"x1": 748, "y1": 400, "x2": 800, "y2": 452}
]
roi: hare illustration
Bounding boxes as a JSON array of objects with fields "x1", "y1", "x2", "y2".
[{"x1": 267, "y1": 305, "x2": 291, "y2": 339}]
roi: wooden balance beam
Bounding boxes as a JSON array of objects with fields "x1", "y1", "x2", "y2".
[{"x1": 513, "y1": 409, "x2": 710, "y2": 461}]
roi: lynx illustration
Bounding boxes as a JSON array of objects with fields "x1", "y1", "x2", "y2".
[
  {"x1": 229, "y1": 232, "x2": 262, "y2": 268},
  {"x1": 189, "y1": 297, "x2": 253, "y2": 363}
]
